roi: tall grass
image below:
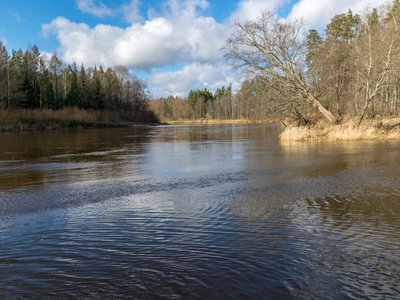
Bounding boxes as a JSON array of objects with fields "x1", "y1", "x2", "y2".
[{"x1": 280, "y1": 121, "x2": 400, "y2": 141}]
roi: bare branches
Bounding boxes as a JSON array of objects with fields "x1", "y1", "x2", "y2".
[
  {"x1": 356, "y1": 8, "x2": 399, "y2": 125},
  {"x1": 223, "y1": 10, "x2": 336, "y2": 124}
]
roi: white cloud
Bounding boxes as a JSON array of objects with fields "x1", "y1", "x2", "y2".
[
  {"x1": 43, "y1": 0, "x2": 388, "y2": 99},
  {"x1": 230, "y1": 0, "x2": 285, "y2": 22},
  {"x1": 147, "y1": 62, "x2": 237, "y2": 98},
  {"x1": 39, "y1": 51, "x2": 53, "y2": 63},
  {"x1": 158, "y1": 0, "x2": 210, "y2": 18},
  {"x1": 287, "y1": 0, "x2": 388, "y2": 28},
  {"x1": 42, "y1": 1, "x2": 227, "y2": 70},
  {"x1": 77, "y1": 0, "x2": 144, "y2": 22},
  {"x1": 121, "y1": 0, "x2": 143, "y2": 23},
  {"x1": 43, "y1": 17, "x2": 121, "y2": 67},
  {"x1": 76, "y1": 0, "x2": 114, "y2": 17}
]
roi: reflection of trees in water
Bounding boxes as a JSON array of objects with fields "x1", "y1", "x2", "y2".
[
  {"x1": 277, "y1": 140, "x2": 400, "y2": 224},
  {"x1": 0, "y1": 127, "x2": 152, "y2": 191},
  {"x1": 228, "y1": 145, "x2": 400, "y2": 297},
  {"x1": 279, "y1": 140, "x2": 400, "y2": 171},
  {"x1": 151, "y1": 124, "x2": 280, "y2": 144},
  {"x1": 230, "y1": 138, "x2": 400, "y2": 228},
  {"x1": 298, "y1": 172, "x2": 400, "y2": 226}
]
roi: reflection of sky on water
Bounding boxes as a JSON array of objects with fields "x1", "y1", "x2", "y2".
[
  {"x1": 0, "y1": 127, "x2": 152, "y2": 192},
  {"x1": 0, "y1": 125, "x2": 399, "y2": 299}
]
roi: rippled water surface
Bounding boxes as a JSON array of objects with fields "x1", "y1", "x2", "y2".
[{"x1": 0, "y1": 124, "x2": 399, "y2": 299}]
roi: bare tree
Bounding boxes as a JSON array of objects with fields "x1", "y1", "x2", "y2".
[
  {"x1": 114, "y1": 65, "x2": 129, "y2": 106},
  {"x1": 355, "y1": 9, "x2": 399, "y2": 125},
  {"x1": 49, "y1": 52, "x2": 63, "y2": 108},
  {"x1": 223, "y1": 10, "x2": 336, "y2": 124}
]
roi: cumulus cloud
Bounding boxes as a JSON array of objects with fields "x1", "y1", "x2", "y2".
[
  {"x1": 43, "y1": 0, "x2": 387, "y2": 98},
  {"x1": 43, "y1": 1, "x2": 227, "y2": 69},
  {"x1": 147, "y1": 62, "x2": 237, "y2": 98},
  {"x1": 287, "y1": 0, "x2": 388, "y2": 28},
  {"x1": 42, "y1": 17, "x2": 119, "y2": 67}
]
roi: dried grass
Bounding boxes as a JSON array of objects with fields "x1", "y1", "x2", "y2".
[
  {"x1": 0, "y1": 107, "x2": 156, "y2": 131},
  {"x1": 0, "y1": 107, "x2": 112, "y2": 122},
  {"x1": 280, "y1": 121, "x2": 400, "y2": 141}
]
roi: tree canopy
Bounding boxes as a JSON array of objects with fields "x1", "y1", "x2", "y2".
[
  {"x1": 222, "y1": 10, "x2": 336, "y2": 124},
  {"x1": 0, "y1": 43, "x2": 149, "y2": 114}
]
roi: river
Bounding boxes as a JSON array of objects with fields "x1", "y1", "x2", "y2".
[{"x1": 0, "y1": 124, "x2": 399, "y2": 299}]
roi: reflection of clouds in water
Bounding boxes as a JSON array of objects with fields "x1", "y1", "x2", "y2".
[
  {"x1": 279, "y1": 140, "x2": 400, "y2": 168},
  {"x1": 143, "y1": 127, "x2": 251, "y2": 177},
  {"x1": 1, "y1": 125, "x2": 400, "y2": 299}
]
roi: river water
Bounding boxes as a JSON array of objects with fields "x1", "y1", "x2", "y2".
[{"x1": 0, "y1": 124, "x2": 399, "y2": 299}]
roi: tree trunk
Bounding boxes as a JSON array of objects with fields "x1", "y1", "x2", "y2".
[
  {"x1": 358, "y1": 99, "x2": 369, "y2": 126},
  {"x1": 307, "y1": 94, "x2": 336, "y2": 124}
]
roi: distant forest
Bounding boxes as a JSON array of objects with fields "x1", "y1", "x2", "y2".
[
  {"x1": 0, "y1": 44, "x2": 156, "y2": 122},
  {"x1": 2, "y1": 1, "x2": 400, "y2": 126}
]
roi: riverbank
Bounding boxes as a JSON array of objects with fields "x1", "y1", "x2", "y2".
[
  {"x1": 0, "y1": 108, "x2": 159, "y2": 131},
  {"x1": 164, "y1": 119, "x2": 276, "y2": 125},
  {"x1": 280, "y1": 118, "x2": 400, "y2": 141}
]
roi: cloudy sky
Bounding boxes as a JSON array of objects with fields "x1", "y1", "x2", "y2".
[{"x1": 0, "y1": 0, "x2": 388, "y2": 98}]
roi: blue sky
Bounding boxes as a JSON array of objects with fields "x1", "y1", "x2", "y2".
[{"x1": 0, "y1": 0, "x2": 385, "y2": 98}]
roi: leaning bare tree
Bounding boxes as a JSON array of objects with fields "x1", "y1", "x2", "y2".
[{"x1": 223, "y1": 10, "x2": 336, "y2": 125}]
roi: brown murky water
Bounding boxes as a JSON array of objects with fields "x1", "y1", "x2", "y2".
[{"x1": 0, "y1": 124, "x2": 399, "y2": 299}]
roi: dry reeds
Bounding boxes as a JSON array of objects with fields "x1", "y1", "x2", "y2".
[
  {"x1": 280, "y1": 121, "x2": 400, "y2": 141},
  {"x1": 0, "y1": 107, "x2": 156, "y2": 131},
  {"x1": 0, "y1": 107, "x2": 113, "y2": 122}
]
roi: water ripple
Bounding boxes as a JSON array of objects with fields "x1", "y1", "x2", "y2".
[{"x1": 1, "y1": 126, "x2": 399, "y2": 299}]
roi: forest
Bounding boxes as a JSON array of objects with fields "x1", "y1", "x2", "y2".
[
  {"x1": 151, "y1": 0, "x2": 400, "y2": 127},
  {"x1": 2, "y1": 1, "x2": 400, "y2": 130},
  {"x1": 0, "y1": 44, "x2": 157, "y2": 125}
]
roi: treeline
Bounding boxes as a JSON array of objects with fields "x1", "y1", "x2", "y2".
[
  {"x1": 304, "y1": 2, "x2": 400, "y2": 124},
  {"x1": 150, "y1": 83, "x2": 285, "y2": 121},
  {"x1": 0, "y1": 43, "x2": 157, "y2": 122},
  {"x1": 151, "y1": 1, "x2": 400, "y2": 125},
  {"x1": 226, "y1": 1, "x2": 400, "y2": 125},
  {"x1": 149, "y1": 85, "x2": 237, "y2": 121}
]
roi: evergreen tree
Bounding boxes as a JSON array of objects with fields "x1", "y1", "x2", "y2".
[
  {"x1": 66, "y1": 63, "x2": 79, "y2": 107},
  {"x1": 49, "y1": 52, "x2": 63, "y2": 109},
  {"x1": 92, "y1": 66, "x2": 104, "y2": 109},
  {"x1": 306, "y1": 29, "x2": 322, "y2": 68},
  {"x1": 0, "y1": 41, "x2": 10, "y2": 108},
  {"x1": 78, "y1": 64, "x2": 87, "y2": 108}
]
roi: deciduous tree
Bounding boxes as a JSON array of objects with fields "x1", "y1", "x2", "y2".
[{"x1": 223, "y1": 10, "x2": 336, "y2": 124}]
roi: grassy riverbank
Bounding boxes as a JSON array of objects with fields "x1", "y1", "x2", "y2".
[
  {"x1": 0, "y1": 108, "x2": 159, "y2": 131},
  {"x1": 280, "y1": 118, "x2": 400, "y2": 141}
]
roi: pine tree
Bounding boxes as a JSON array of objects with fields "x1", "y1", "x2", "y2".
[{"x1": 66, "y1": 63, "x2": 78, "y2": 107}]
